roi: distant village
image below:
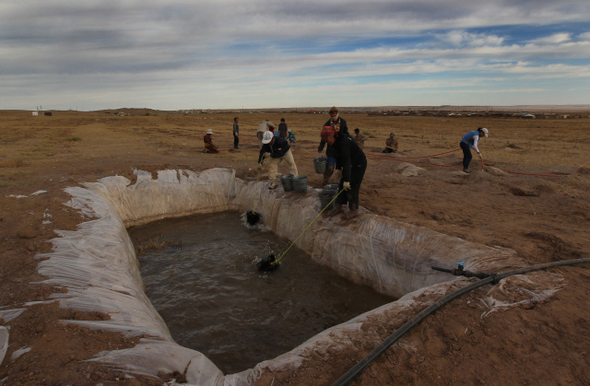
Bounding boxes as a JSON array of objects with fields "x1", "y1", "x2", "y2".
[{"x1": 30, "y1": 105, "x2": 590, "y2": 119}]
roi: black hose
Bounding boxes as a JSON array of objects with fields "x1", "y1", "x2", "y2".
[{"x1": 332, "y1": 258, "x2": 589, "y2": 386}]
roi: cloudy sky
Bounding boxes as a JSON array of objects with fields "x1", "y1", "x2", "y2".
[{"x1": 2, "y1": 0, "x2": 590, "y2": 110}]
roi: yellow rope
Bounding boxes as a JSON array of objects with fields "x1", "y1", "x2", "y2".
[{"x1": 276, "y1": 189, "x2": 344, "y2": 263}]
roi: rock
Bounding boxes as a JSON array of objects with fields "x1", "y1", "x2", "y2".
[
  {"x1": 18, "y1": 228, "x2": 37, "y2": 239},
  {"x1": 487, "y1": 167, "x2": 508, "y2": 176}
]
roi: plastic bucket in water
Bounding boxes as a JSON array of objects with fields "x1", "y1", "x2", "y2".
[
  {"x1": 314, "y1": 157, "x2": 327, "y2": 174},
  {"x1": 292, "y1": 176, "x2": 307, "y2": 193},
  {"x1": 318, "y1": 189, "x2": 336, "y2": 210},
  {"x1": 280, "y1": 174, "x2": 294, "y2": 191}
]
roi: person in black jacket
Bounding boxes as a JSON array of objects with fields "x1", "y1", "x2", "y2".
[
  {"x1": 321, "y1": 126, "x2": 367, "y2": 219},
  {"x1": 318, "y1": 106, "x2": 349, "y2": 185},
  {"x1": 258, "y1": 131, "x2": 298, "y2": 189}
]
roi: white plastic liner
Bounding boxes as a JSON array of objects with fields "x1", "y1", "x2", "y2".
[
  {"x1": 20, "y1": 167, "x2": 549, "y2": 385},
  {"x1": 0, "y1": 326, "x2": 8, "y2": 366}
]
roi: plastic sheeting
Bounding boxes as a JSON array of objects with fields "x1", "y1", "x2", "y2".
[
  {"x1": 0, "y1": 326, "x2": 8, "y2": 366},
  {"x1": 11, "y1": 167, "x2": 557, "y2": 385}
]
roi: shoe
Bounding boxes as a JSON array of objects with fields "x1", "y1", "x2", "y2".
[
  {"x1": 269, "y1": 182, "x2": 277, "y2": 190},
  {"x1": 342, "y1": 210, "x2": 359, "y2": 220},
  {"x1": 327, "y1": 204, "x2": 344, "y2": 216},
  {"x1": 463, "y1": 169, "x2": 470, "y2": 174}
]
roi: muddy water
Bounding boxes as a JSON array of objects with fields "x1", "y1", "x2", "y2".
[{"x1": 128, "y1": 211, "x2": 394, "y2": 374}]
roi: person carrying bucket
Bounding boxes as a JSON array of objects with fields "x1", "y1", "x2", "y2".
[
  {"x1": 321, "y1": 126, "x2": 366, "y2": 220},
  {"x1": 318, "y1": 106, "x2": 350, "y2": 185},
  {"x1": 258, "y1": 131, "x2": 298, "y2": 189},
  {"x1": 460, "y1": 127, "x2": 488, "y2": 173}
]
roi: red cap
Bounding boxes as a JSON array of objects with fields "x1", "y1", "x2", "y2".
[{"x1": 321, "y1": 126, "x2": 336, "y2": 140}]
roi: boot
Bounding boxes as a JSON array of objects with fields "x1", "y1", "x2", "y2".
[
  {"x1": 323, "y1": 166, "x2": 334, "y2": 185},
  {"x1": 342, "y1": 204, "x2": 359, "y2": 220},
  {"x1": 327, "y1": 203, "x2": 344, "y2": 216}
]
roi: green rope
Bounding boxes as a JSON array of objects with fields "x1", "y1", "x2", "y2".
[{"x1": 276, "y1": 189, "x2": 345, "y2": 263}]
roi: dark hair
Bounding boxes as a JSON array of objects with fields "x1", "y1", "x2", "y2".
[
  {"x1": 280, "y1": 118, "x2": 285, "y2": 122},
  {"x1": 354, "y1": 128, "x2": 359, "y2": 133},
  {"x1": 234, "y1": 117, "x2": 238, "y2": 121}
]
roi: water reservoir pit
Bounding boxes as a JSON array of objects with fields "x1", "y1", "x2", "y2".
[
  {"x1": 129, "y1": 211, "x2": 394, "y2": 374},
  {"x1": 30, "y1": 168, "x2": 530, "y2": 384}
]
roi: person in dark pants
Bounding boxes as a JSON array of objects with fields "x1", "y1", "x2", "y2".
[
  {"x1": 232, "y1": 117, "x2": 240, "y2": 149},
  {"x1": 318, "y1": 106, "x2": 350, "y2": 185},
  {"x1": 278, "y1": 118, "x2": 288, "y2": 139},
  {"x1": 321, "y1": 126, "x2": 366, "y2": 220},
  {"x1": 460, "y1": 127, "x2": 488, "y2": 173}
]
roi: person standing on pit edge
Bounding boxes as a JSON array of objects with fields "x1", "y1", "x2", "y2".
[
  {"x1": 232, "y1": 117, "x2": 240, "y2": 149},
  {"x1": 321, "y1": 126, "x2": 366, "y2": 220},
  {"x1": 278, "y1": 118, "x2": 288, "y2": 139},
  {"x1": 460, "y1": 127, "x2": 488, "y2": 173},
  {"x1": 258, "y1": 131, "x2": 298, "y2": 189},
  {"x1": 257, "y1": 119, "x2": 276, "y2": 148},
  {"x1": 318, "y1": 106, "x2": 349, "y2": 185}
]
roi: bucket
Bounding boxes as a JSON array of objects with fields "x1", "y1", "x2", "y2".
[
  {"x1": 280, "y1": 174, "x2": 294, "y2": 191},
  {"x1": 313, "y1": 157, "x2": 327, "y2": 174},
  {"x1": 318, "y1": 189, "x2": 336, "y2": 210},
  {"x1": 292, "y1": 176, "x2": 307, "y2": 193},
  {"x1": 324, "y1": 183, "x2": 339, "y2": 194}
]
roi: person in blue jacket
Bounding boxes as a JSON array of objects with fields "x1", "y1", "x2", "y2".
[
  {"x1": 258, "y1": 131, "x2": 298, "y2": 189},
  {"x1": 460, "y1": 127, "x2": 488, "y2": 173}
]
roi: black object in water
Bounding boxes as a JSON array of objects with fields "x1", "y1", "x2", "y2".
[
  {"x1": 246, "y1": 210, "x2": 261, "y2": 225},
  {"x1": 257, "y1": 254, "x2": 280, "y2": 272}
]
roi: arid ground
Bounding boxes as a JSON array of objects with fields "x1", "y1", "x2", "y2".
[{"x1": 1, "y1": 109, "x2": 589, "y2": 385}]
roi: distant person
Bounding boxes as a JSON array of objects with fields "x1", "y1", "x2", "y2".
[
  {"x1": 203, "y1": 129, "x2": 219, "y2": 153},
  {"x1": 232, "y1": 117, "x2": 240, "y2": 149},
  {"x1": 287, "y1": 129, "x2": 296, "y2": 143},
  {"x1": 257, "y1": 120, "x2": 276, "y2": 148},
  {"x1": 258, "y1": 131, "x2": 298, "y2": 189},
  {"x1": 354, "y1": 128, "x2": 366, "y2": 149},
  {"x1": 382, "y1": 133, "x2": 398, "y2": 153},
  {"x1": 321, "y1": 126, "x2": 366, "y2": 220},
  {"x1": 460, "y1": 127, "x2": 488, "y2": 173},
  {"x1": 318, "y1": 106, "x2": 349, "y2": 185},
  {"x1": 278, "y1": 118, "x2": 288, "y2": 139}
]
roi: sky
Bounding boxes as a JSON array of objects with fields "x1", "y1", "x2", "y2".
[{"x1": 1, "y1": 0, "x2": 590, "y2": 111}]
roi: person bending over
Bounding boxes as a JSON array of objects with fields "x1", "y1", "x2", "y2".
[
  {"x1": 258, "y1": 131, "x2": 298, "y2": 189},
  {"x1": 321, "y1": 126, "x2": 367, "y2": 220},
  {"x1": 460, "y1": 127, "x2": 488, "y2": 173}
]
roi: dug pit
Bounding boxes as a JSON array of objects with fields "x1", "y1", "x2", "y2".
[
  {"x1": 27, "y1": 168, "x2": 527, "y2": 384},
  {"x1": 129, "y1": 211, "x2": 394, "y2": 374}
]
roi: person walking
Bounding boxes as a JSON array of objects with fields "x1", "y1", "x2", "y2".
[
  {"x1": 257, "y1": 119, "x2": 276, "y2": 148},
  {"x1": 318, "y1": 106, "x2": 349, "y2": 185},
  {"x1": 321, "y1": 126, "x2": 366, "y2": 220},
  {"x1": 460, "y1": 127, "x2": 488, "y2": 173},
  {"x1": 232, "y1": 117, "x2": 240, "y2": 149},
  {"x1": 203, "y1": 129, "x2": 219, "y2": 153},
  {"x1": 258, "y1": 131, "x2": 298, "y2": 189},
  {"x1": 278, "y1": 118, "x2": 288, "y2": 139}
]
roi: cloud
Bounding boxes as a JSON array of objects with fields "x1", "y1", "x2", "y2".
[
  {"x1": 529, "y1": 33, "x2": 572, "y2": 45},
  {"x1": 1, "y1": 0, "x2": 590, "y2": 109}
]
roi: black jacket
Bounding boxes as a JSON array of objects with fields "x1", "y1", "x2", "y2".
[
  {"x1": 318, "y1": 117, "x2": 349, "y2": 157},
  {"x1": 258, "y1": 136, "x2": 290, "y2": 163},
  {"x1": 333, "y1": 133, "x2": 366, "y2": 182}
]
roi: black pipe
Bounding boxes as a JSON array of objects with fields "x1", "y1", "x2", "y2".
[{"x1": 332, "y1": 258, "x2": 589, "y2": 386}]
